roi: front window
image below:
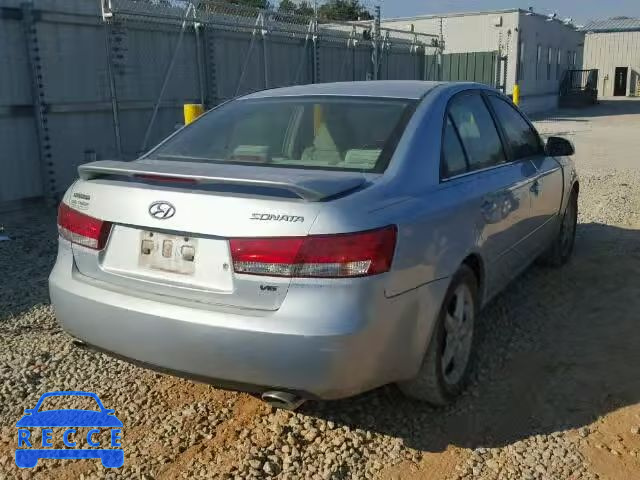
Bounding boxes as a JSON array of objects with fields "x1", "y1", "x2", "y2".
[
  {"x1": 149, "y1": 97, "x2": 416, "y2": 173},
  {"x1": 488, "y1": 96, "x2": 543, "y2": 160}
]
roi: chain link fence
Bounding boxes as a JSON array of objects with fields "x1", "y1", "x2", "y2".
[
  {"x1": 7, "y1": 0, "x2": 514, "y2": 205},
  {"x1": 100, "y1": 0, "x2": 441, "y2": 159}
]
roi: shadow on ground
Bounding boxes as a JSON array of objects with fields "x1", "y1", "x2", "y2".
[
  {"x1": 0, "y1": 205, "x2": 58, "y2": 323},
  {"x1": 532, "y1": 98, "x2": 640, "y2": 122},
  {"x1": 302, "y1": 222, "x2": 640, "y2": 453}
]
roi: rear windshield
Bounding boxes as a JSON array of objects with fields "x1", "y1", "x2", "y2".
[{"x1": 149, "y1": 97, "x2": 416, "y2": 173}]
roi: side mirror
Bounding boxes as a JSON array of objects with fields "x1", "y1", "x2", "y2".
[
  {"x1": 546, "y1": 136, "x2": 575, "y2": 157},
  {"x1": 23, "y1": 409, "x2": 34, "y2": 415}
]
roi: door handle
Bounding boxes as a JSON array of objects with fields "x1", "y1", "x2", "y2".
[{"x1": 530, "y1": 180, "x2": 540, "y2": 196}]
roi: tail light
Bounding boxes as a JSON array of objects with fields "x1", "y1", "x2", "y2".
[
  {"x1": 230, "y1": 226, "x2": 397, "y2": 278},
  {"x1": 57, "y1": 202, "x2": 112, "y2": 250}
]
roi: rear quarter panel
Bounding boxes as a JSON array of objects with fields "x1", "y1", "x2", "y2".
[{"x1": 309, "y1": 85, "x2": 483, "y2": 299}]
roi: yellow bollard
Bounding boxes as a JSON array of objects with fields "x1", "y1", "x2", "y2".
[
  {"x1": 512, "y1": 84, "x2": 520, "y2": 106},
  {"x1": 184, "y1": 103, "x2": 204, "y2": 125}
]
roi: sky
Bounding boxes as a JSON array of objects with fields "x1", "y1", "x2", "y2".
[{"x1": 378, "y1": 0, "x2": 640, "y2": 25}]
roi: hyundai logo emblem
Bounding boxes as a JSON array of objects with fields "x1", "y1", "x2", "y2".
[{"x1": 149, "y1": 201, "x2": 176, "y2": 220}]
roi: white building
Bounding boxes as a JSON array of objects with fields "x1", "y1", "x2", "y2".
[
  {"x1": 383, "y1": 9, "x2": 585, "y2": 113},
  {"x1": 581, "y1": 18, "x2": 640, "y2": 97}
]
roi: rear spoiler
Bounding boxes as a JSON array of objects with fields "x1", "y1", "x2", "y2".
[{"x1": 78, "y1": 160, "x2": 367, "y2": 202}]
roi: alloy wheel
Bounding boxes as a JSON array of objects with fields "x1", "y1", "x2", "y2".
[{"x1": 441, "y1": 284, "x2": 474, "y2": 386}]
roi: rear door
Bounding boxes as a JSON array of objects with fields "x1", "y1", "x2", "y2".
[
  {"x1": 486, "y1": 94, "x2": 564, "y2": 258},
  {"x1": 443, "y1": 91, "x2": 537, "y2": 296}
]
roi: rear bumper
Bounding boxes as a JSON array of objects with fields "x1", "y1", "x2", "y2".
[{"x1": 49, "y1": 242, "x2": 448, "y2": 399}]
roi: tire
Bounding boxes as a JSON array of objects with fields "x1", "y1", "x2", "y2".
[
  {"x1": 539, "y1": 189, "x2": 578, "y2": 268},
  {"x1": 398, "y1": 265, "x2": 478, "y2": 406}
]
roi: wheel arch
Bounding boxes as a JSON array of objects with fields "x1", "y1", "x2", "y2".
[
  {"x1": 572, "y1": 180, "x2": 580, "y2": 196},
  {"x1": 461, "y1": 253, "x2": 485, "y2": 305}
]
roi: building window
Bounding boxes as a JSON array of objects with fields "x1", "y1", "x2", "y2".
[
  {"x1": 567, "y1": 50, "x2": 572, "y2": 68},
  {"x1": 536, "y1": 45, "x2": 542, "y2": 80},
  {"x1": 572, "y1": 51, "x2": 577, "y2": 67},
  {"x1": 517, "y1": 41, "x2": 525, "y2": 82},
  {"x1": 547, "y1": 47, "x2": 552, "y2": 80},
  {"x1": 556, "y1": 49, "x2": 562, "y2": 80}
]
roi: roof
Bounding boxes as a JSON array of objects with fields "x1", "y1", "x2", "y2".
[
  {"x1": 580, "y1": 17, "x2": 640, "y2": 33},
  {"x1": 384, "y1": 9, "x2": 580, "y2": 32},
  {"x1": 384, "y1": 8, "x2": 520, "y2": 22},
  {"x1": 241, "y1": 81, "x2": 445, "y2": 100},
  {"x1": 384, "y1": 8, "x2": 575, "y2": 23}
]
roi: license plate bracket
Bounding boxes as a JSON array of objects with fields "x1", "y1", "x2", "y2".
[{"x1": 138, "y1": 231, "x2": 197, "y2": 275}]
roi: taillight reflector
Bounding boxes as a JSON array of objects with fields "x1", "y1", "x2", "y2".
[
  {"x1": 57, "y1": 202, "x2": 112, "y2": 250},
  {"x1": 230, "y1": 226, "x2": 397, "y2": 278}
]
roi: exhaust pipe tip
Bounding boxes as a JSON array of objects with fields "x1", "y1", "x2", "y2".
[{"x1": 261, "y1": 391, "x2": 306, "y2": 411}]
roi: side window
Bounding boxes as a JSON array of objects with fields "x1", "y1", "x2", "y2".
[
  {"x1": 488, "y1": 96, "x2": 543, "y2": 160},
  {"x1": 448, "y1": 94, "x2": 506, "y2": 172},
  {"x1": 441, "y1": 115, "x2": 468, "y2": 178}
]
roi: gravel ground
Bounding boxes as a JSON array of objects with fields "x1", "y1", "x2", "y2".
[{"x1": 1, "y1": 99, "x2": 640, "y2": 480}]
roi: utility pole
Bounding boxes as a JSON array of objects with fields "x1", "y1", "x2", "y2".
[{"x1": 372, "y1": 4, "x2": 381, "y2": 80}]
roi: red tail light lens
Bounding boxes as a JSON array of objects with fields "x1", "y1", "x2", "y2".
[
  {"x1": 57, "y1": 202, "x2": 112, "y2": 250},
  {"x1": 230, "y1": 226, "x2": 397, "y2": 278}
]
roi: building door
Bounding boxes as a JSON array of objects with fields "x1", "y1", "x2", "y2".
[{"x1": 614, "y1": 67, "x2": 628, "y2": 96}]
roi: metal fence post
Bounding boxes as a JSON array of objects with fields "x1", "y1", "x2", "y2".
[
  {"x1": 194, "y1": 19, "x2": 206, "y2": 106},
  {"x1": 438, "y1": 17, "x2": 445, "y2": 81},
  {"x1": 371, "y1": 6, "x2": 380, "y2": 80},
  {"x1": 261, "y1": 11, "x2": 269, "y2": 89},
  {"x1": 21, "y1": 1, "x2": 56, "y2": 203},
  {"x1": 312, "y1": 18, "x2": 320, "y2": 83},
  {"x1": 102, "y1": 18, "x2": 123, "y2": 159},
  {"x1": 203, "y1": 26, "x2": 218, "y2": 108}
]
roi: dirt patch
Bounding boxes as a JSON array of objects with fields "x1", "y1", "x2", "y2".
[{"x1": 382, "y1": 446, "x2": 466, "y2": 480}]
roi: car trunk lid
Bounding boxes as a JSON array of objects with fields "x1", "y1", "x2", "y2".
[{"x1": 67, "y1": 160, "x2": 372, "y2": 311}]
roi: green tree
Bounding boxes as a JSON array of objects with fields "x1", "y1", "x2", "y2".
[
  {"x1": 278, "y1": 0, "x2": 315, "y2": 17},
  {"x1": 318, "y1": 0, "x2": 372, "y2": 21},
  {"x1": 278, "y1": 0, "x2": 372, "y2": 20},
  {"x1": 278, "y1": 0, "x2": 296, "y2": 12}
]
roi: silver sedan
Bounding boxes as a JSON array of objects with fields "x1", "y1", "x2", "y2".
[{"x1": 50, "y1": 81, "x2": 578, "y2": 408}]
